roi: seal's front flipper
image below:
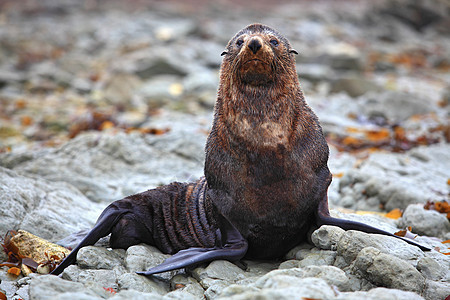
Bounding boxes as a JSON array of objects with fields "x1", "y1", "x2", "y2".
[
  {"x1": 138, "y1": 214, "x2": 248, "y2": 276},
  {"x1": 316, "y1": 195, "x2": 431, "y2": 251}
]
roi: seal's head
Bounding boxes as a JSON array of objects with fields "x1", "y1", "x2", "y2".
[{"x1": 220, "y1": 23, "x2": 298, "y2": 87}]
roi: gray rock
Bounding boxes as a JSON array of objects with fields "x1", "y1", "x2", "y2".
[
  {"x1": 330, "y1": 76, "x2": 382, "y2": 97},
  {"x1": 417, "y1": 257, "x2": 449, "y2": 281},
  {"x1": 0, "y1": 166, "x2": 102, "y2": 242},
  {"x1": 337, "y1": 230, "x2": 424, "y2": 264},
  {"x1": 423, "y1": 280, "x2": 450, "y2": 300},
  {"x1": 170, "y1": 274, "x2": 204, "y2": 299},
  {"x1": 217, "y1": 284, "x2": 260, "y2": 299},
  {"x1": 298, "y1": 249, "x2": 337, "y2": 267},
  {"x1": 204, "y1": 281, "x2": 230, "y2": 299},
  {"x1": 182, "y1": 69, "x2": 218, "y2": 94},
  {"x1": 2, "y1": 130, "x2": 206, "y2": 203},
  {"x1": 138, "y1": 76, "x2": 183, "y2": 109},
  {"x1": 117, "y1": 272, "x2": 168, "y2": 295},
  {"x1": 164, "y1": 289, "x2": 202, "y2": 300},
  {"x1": 134, "y1": 57, "x2": 188, "y2": 79},
  {"x1": 76, "y1": 246, "x2": 126, "y2": 270},
  {"x1": 103, "y1": 72, "x2": 142, "y2": 106},
  {"x1": 192, "y1": 260, "x2": 246, "y2": 284},
  {"x1": 361, "y1": 91, "x2": 434, "y2": 123},
  {"x1": 110, "y1": 289, "x2": 164, "y2": 300},
  {"x1": 311, "y1": 225, "x2": 346, "y2": 250},
  {"x1": 28, "y1": 275, "x2": 105, "y2": 300},
  {"x1": 302, "y1": 265, "x2": 350, "y2": 291},
  {"x1": 336, "y1": 287, "x2": 425, "y2": 300},
  {"x1": 256, "y1": 277, "x2": 336, "y2": 300},
  {"x1": 70, "y1": 268, "x2": 119, "y2": 290},
  {"x1": 278, "y1": 260, "x2": 300, "y2": 269},
  {"x1": 338, "y1": 144, "x2": 450, "y2": 212},
  {"x1": 125, "y1": 244, "x2": 169, "y2": 273},
  {"x1": 285, "y1": 243, "x2": 314, "y2": 260},
  {"x1": 297, "y1": 63, "x2": 334, "y2": 83},
  {"x1": 400, "y1": 204, "x2": 450, "y2": 238},
  {"x1": 355, "y1": 247, "x2": 425, "y2": 293},
  {"x1": 254, "y1": 268, "x2": 305, "y2": 288},
  {"x1": 322, "y1": 42, "x2": 364, "y2": 71}
]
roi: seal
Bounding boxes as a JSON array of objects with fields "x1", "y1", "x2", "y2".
[{"x1": 51, "y1": 23, "x2": 429, "y2": 276}]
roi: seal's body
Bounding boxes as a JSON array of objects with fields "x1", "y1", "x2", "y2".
[
  {"x1": 205, "y1": 24, "x2": 330, "y2": 259},
  {"x1": 52, "y1": 24, "x2": 429, "y2": 277}
]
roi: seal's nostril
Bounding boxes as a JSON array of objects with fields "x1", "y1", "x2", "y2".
[{"x1": 248, "y1": 38, "x2": 262, "y2": 54}]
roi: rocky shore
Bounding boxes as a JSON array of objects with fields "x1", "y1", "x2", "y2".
[{"x1": 0, "y1": 0, "x2": 449, "y2": 299}]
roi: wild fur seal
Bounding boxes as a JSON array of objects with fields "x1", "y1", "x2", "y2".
[{"x1": 51, "y1": 23, "x2": 429, "y2": 276}]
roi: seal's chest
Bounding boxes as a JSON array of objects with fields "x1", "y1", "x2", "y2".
[{"x1": 230, "y1": 114, "x2": 290, "y2": 149}]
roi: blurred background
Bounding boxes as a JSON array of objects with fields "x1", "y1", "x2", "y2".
[{"x1": 0, "y1": 0, "x2": 449, "y2": 153}]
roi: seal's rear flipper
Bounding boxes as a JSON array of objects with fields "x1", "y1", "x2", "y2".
[
  {"x1": 316, "y1": 195, "x2": 431, "y2": 252},
  {"x1": 138, "y1": 213, "x2": 248, "y2": 276},
  {"x1": 51, "y1": 204, "x2": 130, "y2": 275}
]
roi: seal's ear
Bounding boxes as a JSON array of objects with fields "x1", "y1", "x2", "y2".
[
  {"x1": 289, "y1": 49, "x2": 299, "y2": 55},
  {"x1": 221, "y1": 50, "x2": 229, "y2": 56}
]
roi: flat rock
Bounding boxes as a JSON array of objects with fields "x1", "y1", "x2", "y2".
[
  {"x1": 0, "y1": 166, "x2": 102, "y2": 242},
  {"x1": 76, "y1": 246, "x2": 126, "y2": 270},
  {"x1": 354, "y1": 247, "x2": 425, "y2": 293},
  {"x1": 361, "y1": 91, "x2": 434, "y2": 122},
  {"x1": 1, "y1": 129, "x2": 206, "y2": 203},
  {"x1": 338, "y1": 143, "x2": 450, "y2": 211},
  {"x1": 400, "y1": 204, "x2": 450, "y2": 238},
  {"x1": 337, "y1": 230, "x2": 425, "y2": 264}
]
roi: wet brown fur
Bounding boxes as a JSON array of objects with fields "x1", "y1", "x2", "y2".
[{"x1": 205, "y1": 24, "x2": 331, "y2": 258}]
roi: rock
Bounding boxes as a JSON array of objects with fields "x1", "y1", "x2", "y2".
[
  {"x1": 417, "y1": 257, "x2": 448, "y2": 281},
  {"x1": 285, "y1": 243, "x2": 313, "y2": 260},
  {"x1": 302, "y1": 265, "x2": 350, "y2": 291},
  {"x1": 311, "y1": 225, "x2": 346, "y2": 250},
  {"x1": 354, "y1": 247, "x2": 425, "y2": 293},
  {"x1": 134, "y1": 57, "x2": 188, "y2": 79},
  {"x1": 256, "y1": 277, "x2": 336, "y2": 300},
  {"x1": 28, "y1": 275, "x2": 106, "y2": 300},
  {"x1": 330, "y1": 76, "x2": 382, "y2": 97},
  {"x1": 76, "y1": 246, "x2": 126, "y2": 270},
  {"x1": 67, "y1": 268, "x2": 119, "y2": 290},
  {"x1": 192, "y1": 260, "x2": 246, "y2": 286},
  {"x1": 297, "y1": 63, "x2": 334, "y2": 83},
  {"x1": 170, "y1": 274, "x2": 204, "y2": 299},
  {"x1": 338, "y1": 144, "x2": 450, "y2": 211},
  {"x1": 336, "y1": 287, "x2": 425, "y2": 300},
  {"x1": 204, "y1": 281, "x2": 230, "y2": 299},
  {"x1": 377, "y1": 0, "x2": 447, "y2": 31},
  {"x1": 182, "y1": 69, "x2": 218, "y2": 94},
  {"x1": 337, "y1": 230, "x2": 424, "y2": 264},
  {"x1": 110, "y1": 289, "x2": 164, "y2": 300},
  {"x1": 254, "y1": 268, "x2": 305, "y2": 288},
  {"x1": 297, "y1": 249, "x2": 337, "y2": 267},
  {"x1": 321, "y1": 42, "x2": 364, "y2": 71},
  {"x1": 103, "y1": 72, "x2": 142, "y2": 106},
  {"x1": 400, "y1": 204, "x2": 450, "y2": 238},
  {"x1": 1, "y1": 130, "x2": 206, "y2": 203},
  {"x1": 217, "y1": 284, "x2": 260, "y2": 299},
  {"x1": 361, "y1": 91, "x2": 434, "y2": 123},
  {"x1": 125, "y1": 244, "x2": 169, "y2": 273},
  {"x1": 164, "y1": 289, "x2": 202, "y2": 300},
  {"x1": 423, "y1": 280, "x2": 450, "y2": 300},
  {"x1": 117, "y1": 272, "x2": 168, "y2": 295},
  {"x1": 0, "y1": 166, "x2": 102, "y2": 242},
  {"x1": 138, "y1": 76, "x2": 183, "y2": 109}
]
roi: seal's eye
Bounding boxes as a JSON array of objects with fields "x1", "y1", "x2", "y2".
[
  {"x1": 270, "y1": 39, "x2": 279, "y2": 47},
  {"x1": 236, "y1": 39, "x2": 244, "y2": 47}
]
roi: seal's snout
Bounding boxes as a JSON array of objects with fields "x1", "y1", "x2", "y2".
[{"x1": 248, "y1": 37, "x2": 262, "y2": 54}]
